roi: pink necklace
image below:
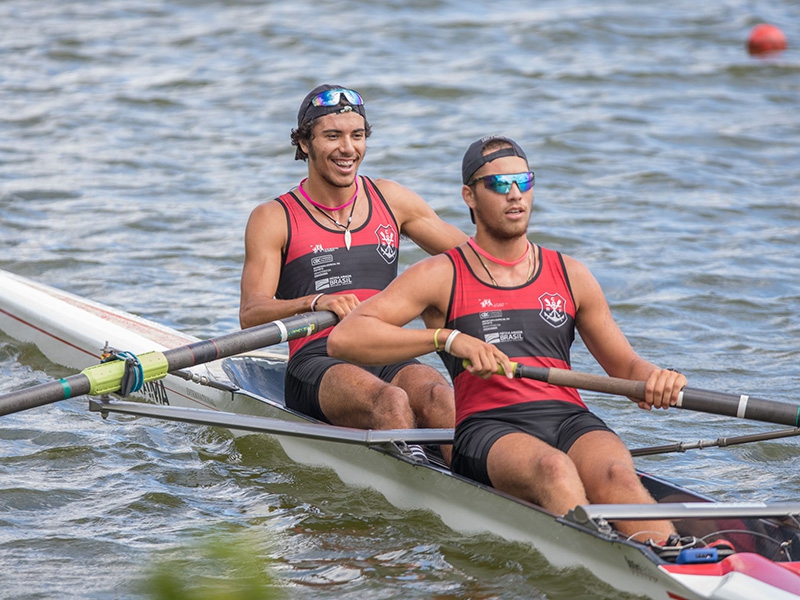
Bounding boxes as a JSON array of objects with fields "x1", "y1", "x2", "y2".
[
  {"x1": 298, "y1": 177, "x2": 358, "y2": 211},
  {"x1": 467, "y1": 237, "x2": 530, "y2": 266},
  {"x1": 298, "y1": 177, "x2": 359, "y2": 250}
]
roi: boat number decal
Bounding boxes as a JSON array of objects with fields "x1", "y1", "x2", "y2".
[{"x1": 141, "y1": 380, "x2": 169, "y2": 405}]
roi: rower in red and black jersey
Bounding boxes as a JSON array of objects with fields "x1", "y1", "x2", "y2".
[
  {"x1": 439, "y1": 245, "x2": 584, "y2": 426},
  {"x1": 239, "y1": 85, "x2": 465, "y2": 462},
  {"x1": 275, "y1": 175, "x2": 399, "y2": 356}
]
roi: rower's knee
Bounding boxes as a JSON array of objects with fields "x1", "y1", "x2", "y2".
[
  {"x1": 537, "y1": 452, "x2": 579, "y2": 486},
  {"x1": 605, "y1": 459, "x2": 640, "y2": 489},
  {"x1": 508, "y1": 452, "x2": 583, "y2": 510},
  {"x1": 414, "y1": 382, "x2": 455, "y2": 428},
  {"x1": 372, "y1": 384, "x2": 415, "y2": 429}
]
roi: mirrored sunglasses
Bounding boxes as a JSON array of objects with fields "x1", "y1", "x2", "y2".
[
  {"x1": 468, "y1": 171, "x2": 535, "y2": 194},
  {"x1": 311, "y1": 88, "x2": 364, "y2": 107}
]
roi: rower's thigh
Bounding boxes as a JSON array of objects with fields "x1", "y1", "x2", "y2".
[
  {"x1": 487, "y1": 432, "x2": 580, "y2": 502},
  {"x1": 318, "y1": 362, "x2": 409, "y2": 428}
]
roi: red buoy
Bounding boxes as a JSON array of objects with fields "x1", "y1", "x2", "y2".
[{"x1": 748, "y1": 24, "x2": 787, "y2": 55}]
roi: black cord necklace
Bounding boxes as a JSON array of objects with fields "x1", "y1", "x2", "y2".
[
  {"x1": 298, "y1": 178, "x2": 359, "y2": 250},
  {"x1": 469, "y1": 243, "x2": 535, "y2": 287}
]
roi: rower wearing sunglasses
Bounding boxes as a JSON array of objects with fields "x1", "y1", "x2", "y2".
[
  {"x1": 239, "y1": 84, "x2": 466, "y2": 463},
  {"x1": 329, "y1": 135, "x2": 694, "y2": 551}
]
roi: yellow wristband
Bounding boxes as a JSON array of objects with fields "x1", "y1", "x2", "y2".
[{"x1": 433, "y1": 328, "x2": 443, "y2": 352}]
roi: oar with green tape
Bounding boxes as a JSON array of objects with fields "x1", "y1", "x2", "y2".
[
  {"x1": 503, "y1": 362, "x2": 800, "y2": 428},
  {"x1": 0, "y1": 311, "x2": 339, "y2": 417}
]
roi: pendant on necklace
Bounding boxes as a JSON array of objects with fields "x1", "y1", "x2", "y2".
[{"x1": 344, "y1": 229, "x2": 352, "y2": 251}]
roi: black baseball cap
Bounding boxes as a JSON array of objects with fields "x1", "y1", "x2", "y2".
[
  {"x1": 297, "y1": 84, "x2": 367, "y2": 128},
  {"x1": 462, "y1": 135, "x2": 529, "y2": 223},
  {"x1": 461, "y1": 135, "x2": 528, "y2": 185}
]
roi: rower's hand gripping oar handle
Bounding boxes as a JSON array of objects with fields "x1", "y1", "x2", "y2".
[{"x1": 464, "y1": 359, "x2": 800, "y2": 428}]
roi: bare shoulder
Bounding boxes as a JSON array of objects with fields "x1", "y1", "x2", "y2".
[
  {"x1": 387, "y1": 252, "x2": 455, "y2": 299},
  {"x1": 403, "y1": 252, "x2": 455, "y2": 279},
  {"x1": 561, "y1": 253, "x2": 592, "y2": 279},
  {"x1": 247, "y1": 198, "x2": 285, "y2": 224},
  {"x1": 243, "y1": 199, "x2": 289, "y2": 254},
  {"x1": 371, "y1": 177, "x2": 430, "y2": 220},
  {"x1": 245, "y1": 199, "x2": 287, "y2": 235},
  {"x1": 561, "y1": 252, "x2": 605, "y2": 305},
  {"x1": 363, "y1": 252, "x2": 455, "y2": 320}
]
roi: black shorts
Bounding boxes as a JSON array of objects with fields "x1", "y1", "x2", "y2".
[
  {"x1": 452, "y1": 400, "x2": 616, "y2": 487},
  {"x1": 284, "y1": 337, "x2": 421, "y2": 423}
]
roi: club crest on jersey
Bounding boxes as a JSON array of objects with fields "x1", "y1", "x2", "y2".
[
  {"x1": 539, "y1": 292, "x2": 568, "y2": 328},
  {"x1": 374, "y1": 224, "x2": 397, "y2": 264}
]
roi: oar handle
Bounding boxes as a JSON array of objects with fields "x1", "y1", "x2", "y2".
[{"x1": 508, "y1": 363, "x2": 800, "y2": 428}]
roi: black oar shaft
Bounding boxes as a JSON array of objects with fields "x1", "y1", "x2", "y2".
[
  {"x1": 631, "y1": 427, "x2": 800, "y2": 457},
  {"x1": 0, "y1": 375, "x2": 91, "y2": 417},
  {"x1": 0, "y1": 311, "x2": 339, "y2": 417},
  {"x1": 514, "y1": 364, "x2": 800, "y2": 428},
  {"x1": 160, "y1": 311, "x2": 339, "y2": 371},
  {"x1": 678, "y1": 388, "x2": 800, "y2": 428}
]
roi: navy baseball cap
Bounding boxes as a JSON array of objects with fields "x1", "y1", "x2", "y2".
[
  {"x1": 462, "y1": 135, "x2": 529, "y2": 223},
  {"x1": 297, "y1": 84, "x2": 367, "y2": 128},
  {"x1": 462, "y1": 135, "x2": 528, "y2": 185}
]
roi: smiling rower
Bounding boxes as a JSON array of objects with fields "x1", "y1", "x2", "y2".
[{"x1": 238, "y1": 84, "x2": 466, "y2": 463}]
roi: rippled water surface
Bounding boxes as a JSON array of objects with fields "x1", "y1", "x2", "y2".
[{"x1": 1, "y1": 1, "x2": 799, "y2": 598}]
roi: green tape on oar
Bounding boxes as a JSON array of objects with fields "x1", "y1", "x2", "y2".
[
  {"x1": 83, "y1": 351, "x2": 169, "y2": 396},
  {"x1": 58, "y1": 378, "x2": 72, "y2": 400}
]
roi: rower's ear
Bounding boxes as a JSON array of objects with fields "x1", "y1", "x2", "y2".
[{"x1": 462, "y1": 184, "x2": 476, "y2": 211}]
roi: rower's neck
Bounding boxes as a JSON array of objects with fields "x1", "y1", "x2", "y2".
[
  {"x1": 469, "y1": 235, "x2": 531, "y2": 265},
  {"x1": 301, "y1": 175, "x2": 359, "y2": 209}
]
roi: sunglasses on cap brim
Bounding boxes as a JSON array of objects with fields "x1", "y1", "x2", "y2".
[
  {"x1": 311, "y1": 88, "x2": 364, "y2": 107},
  {"x1": 467, "y1": 171, "x2": 535, "y2": 194}
]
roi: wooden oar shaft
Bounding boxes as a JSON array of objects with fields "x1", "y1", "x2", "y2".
[
  {"x1": 514, "y1": 364, "x2": 647, "y2": 398},
  {"x1": 514, "y1": 364, "x2": 800, "y2": 428},
  {"x1": 0, "y1": 311, "x2": 339, "y2": 417}
]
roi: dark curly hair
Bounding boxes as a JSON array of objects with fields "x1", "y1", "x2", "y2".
[{"x1": 290, "y1": 114, "x2": 372, "y2": 161}]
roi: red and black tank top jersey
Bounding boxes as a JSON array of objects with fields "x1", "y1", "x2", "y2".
[
  {"x1": 275, "y1": 176, "x2": 400, "y2": 355},
  {"x1": 440, "y1": 245, "x2": 586, "y2": 425}
]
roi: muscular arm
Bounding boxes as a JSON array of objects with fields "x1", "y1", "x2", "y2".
[
  {"x1": 328, "y1": 253, "x2": 514, "y2": 378},
  {"x1": 238, "y1": 201, "x2": 358, "y2": 329},
  {"x1": 566, "y1": 255, "x2": 686, "y2": 409},
  {"x1": 328, "y1": 256, "x2": 449, "y2": 363},
  {"x1": 375, "y1": 178, "x2": 467, "y2": 254}
]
